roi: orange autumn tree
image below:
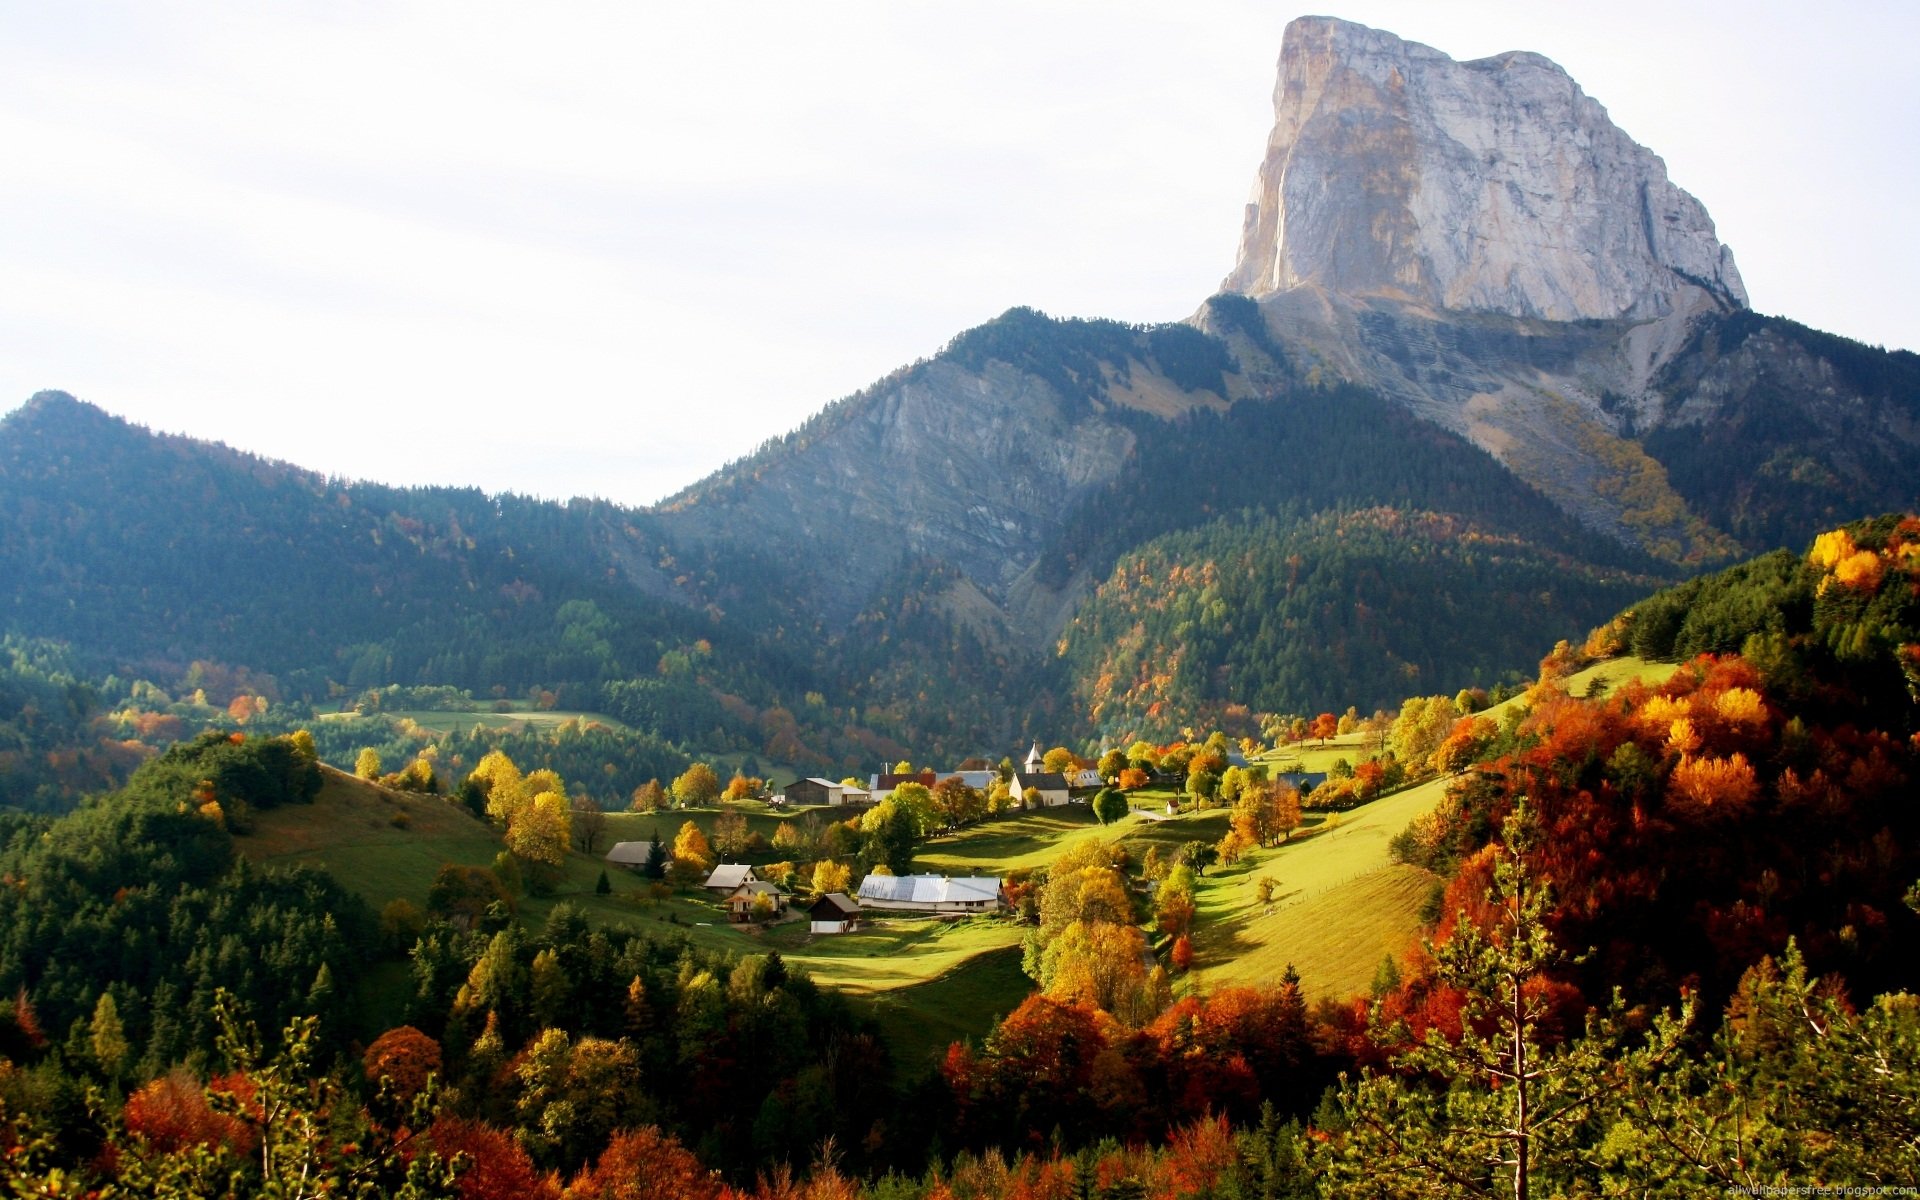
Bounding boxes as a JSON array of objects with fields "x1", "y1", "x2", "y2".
[
  {"x1": 363, "y1": 1025, "x2": 443, "y2": 1111},
  {"x1": 564, "y1": 1125, "x2": 719, "y2": 1200},
  {"x1": 425, "y1": 1116, "x2": 559, "y2": 1200},
  {"x1": 121, "y1": 1069, "x2": 257, "y2": 1158}
]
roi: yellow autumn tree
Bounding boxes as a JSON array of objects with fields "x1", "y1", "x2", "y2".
[
  {"x1": 1713, "y1": 686, "x2": 1768, "y2": 727},
  {"x1": 1044, "y1": 920, "x2": 1166, "y2": 1026},
  {"x1": 1667, "y1": 717, "x2": 1703, "y2": 756},
  {"x1": 671, "y1": 763, "x2": 720, "y2": 807},
  {"x1": 470, "y1": 751, "x2": 527, "y2": 824},
  {"x1": 1809, "y1": 528, "x2": 1858, "y2": 570},
  {"x1": 1028, "y1": 840, "x2": 1165, "y2": 1026},
  {"x1": 672, "y1": 820, "x2": 714, "y2": 872},
  {"x1": 506, "y1": 791, "x2": 572, "y2": 868},
  {"x1": 810, "y1": 859, "x2": 851, "y2": 895}
]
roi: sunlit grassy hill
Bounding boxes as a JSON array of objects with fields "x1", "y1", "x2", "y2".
[{"x1": 238, "y1": 734, "x2": 1564, "y2": 1065}]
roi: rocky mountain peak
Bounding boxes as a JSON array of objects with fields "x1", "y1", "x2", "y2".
[{"x1": 1223, "y1": 16, "x2": 1747, "y2": 322}]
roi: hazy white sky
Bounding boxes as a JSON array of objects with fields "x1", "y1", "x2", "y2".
[{"x1": 2, "y1": 2, "x2": 1914, "y2": 506}]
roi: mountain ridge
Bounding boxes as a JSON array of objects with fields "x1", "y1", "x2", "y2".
[{"x1": 4, "y1": 16, "x2": 1917, "y2": 766}]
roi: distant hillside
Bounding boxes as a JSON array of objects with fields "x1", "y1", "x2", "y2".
[
  {"x1": 1061, "y1": 506, "x2": 1657, "y2": 739},
  {"x1": 0, "y1": 393, "x2": 889, "y2": 781},
  {"x1": 0, "y1": 392, "x2": 698, "y2": 698}
]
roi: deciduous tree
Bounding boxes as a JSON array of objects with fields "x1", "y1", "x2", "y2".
[
  {"x1": 506, "y1": 791, "x2": 572, "y2": 871},
  {"x1": 810, "y1": 859, "x2": 851, "y2": 896},
  {"x1": 671, "y1": 762, "x2": 720, "y2": 807},
  {"x1": 628, "y1": 779, "x2": 665, "y2": 813},
  {"x1": 672, "y1": 820, "x2": 714, "y2": 872},
  {"x1": 570, "y1": 794, "x2": 607, "y2": 854}
]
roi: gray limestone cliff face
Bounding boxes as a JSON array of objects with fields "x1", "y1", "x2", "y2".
[{"x1": 1225, "y1": 16, "x2": 1747, "y2": 321}]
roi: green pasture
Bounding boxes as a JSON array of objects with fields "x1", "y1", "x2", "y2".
[
  {"x1": 856, "y1": 945, "x2": 1030, "y2": 1077},
  {"x1": 240, "y1": 769, "x2": 504, "y2": 908},
  {"x1": 1193, "y1": 865, "x2": 1438, "y2": 1002},
  {"x1": 320, "y1": 706, "x2": 636, "y2": 735},
  {"x1": 1184, "y1": 773, "x2": 1454, "y2": 1000},
  {"x1": 915, "y1": 807, "x2": 1103, "y2": 875},
  {"x1": 1256, "y1": 730, "x2": 1382, "y2": 774}
]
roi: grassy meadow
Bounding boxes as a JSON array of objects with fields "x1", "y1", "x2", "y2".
[{"x1": 1183, "y1": 773, "x2": 1454, "y2": 1001}]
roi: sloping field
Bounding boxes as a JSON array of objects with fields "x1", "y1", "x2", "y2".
[
  {"x1": 1194, "y1": 864, "x2": 1436, "y2": 1002},
  {"x1": 757, "y1": 917, "x2": 1024, "y2": 996},
  {"x1": 238, "y1": 766, "x2": 502, "y2": 907},
  {"x1": 856, "y1": 944, "x2": 1029, "y2": 1077},
  {"x1": 1188, "y1": 774, "x2": 1455, "y2": 1001},
  {"x1": 915, "y1": 807, "x2": 1103, "y2": 875}
]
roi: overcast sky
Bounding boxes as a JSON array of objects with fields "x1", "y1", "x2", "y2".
[{"x1": 2, "y1": 2, "x2": 1914, "y2": 507}]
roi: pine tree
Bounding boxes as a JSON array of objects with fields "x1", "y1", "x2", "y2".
[{"x1": 1321, "y1": 800, "x2": 1693, "y2": 1198}]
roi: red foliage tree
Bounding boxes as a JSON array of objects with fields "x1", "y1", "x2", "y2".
[
  {"x1": 564, "y1": 1126, "x2": 719, "y2": 1200},
  {"x1": 122, "y1": 1069, "x2": 256, "y2": 1157},
  {"x1": 363, "y1": 1025, "x2": 443, "y2": 1109},
  {"x1": 426, "y1": 1116, "x2": 560, "y2": 1200},
  {"x1": 1169, "y1": 935, "x2": 1193, "y2": 973},
  {"x1": 1310, "y1": 712, "x2": 1338, "y2": 744},
  {"x1": 1152, "y1": 1114, "x2": 1241, "y2": 1198}
]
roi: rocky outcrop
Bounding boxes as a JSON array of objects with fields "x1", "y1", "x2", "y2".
[{"x1": 1225, "y1": 16, "x2": 1746, "y2": 322}]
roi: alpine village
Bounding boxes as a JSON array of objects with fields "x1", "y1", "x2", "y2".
[{"x1": 3, "y1": 14, "x2": 1918, "y2": 1199}]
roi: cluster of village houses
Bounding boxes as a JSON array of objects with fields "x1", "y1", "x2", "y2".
[
  {"x1": 600, "y1": 743, "x2": 1085, "y2": 934},
  {"x1": 601, "y1": 742, "x2": 1315, "y2": 936}
]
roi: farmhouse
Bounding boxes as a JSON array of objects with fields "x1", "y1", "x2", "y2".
[
  {"x1": 783, "y1": 777, "x2": 847, "y2": 806},
  {"x1": 606, "y1": 837, "x2": 660, "y2": 864},
  {"x1": 857, "y1": 874, "x2": 1005, "y2": 914},
  {"x1": 868, "y1": 771, "x2": 936, "y2": 802},
  {"x1": 836, "y1": 782, "x2": 872, "y2": 806},
  {"x1": 809, "y1": 892, "x2": 862, "y2": 933},
  {"x1": 1010, "y1": 771, "x2": 1071, "y2": 807},
  {"x1": 943, "y1": 770, "x2": 998, "y2": 793},
  {"x1": 725, "y1": 880, "x2": 787, "y2": 922},
  {"x1": 703, "y1": 863, "x2": 757, "y2": 894}
]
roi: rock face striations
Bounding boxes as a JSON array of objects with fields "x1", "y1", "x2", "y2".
[{"x1": 1224, "y1": 17, "x2": 1747, "y2": 322}]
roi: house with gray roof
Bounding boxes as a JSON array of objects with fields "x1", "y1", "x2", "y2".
[
  {"x1": 604, "y1": 840, "x2": 660, "y2": 870},
  {"x1": 725, "y1": 879, "x2": 787, "y2": 922},
  {"x1": 703, "y1": 863, "x2": 758, "y2": 894},
  {"x1": 1010, "y1": 771, "x2": 1071, "y2": 807},
  {"x1": 856, "y1": 873, "x2": 1005, "y2": 914}
]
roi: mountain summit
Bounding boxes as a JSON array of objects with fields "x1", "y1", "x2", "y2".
[{"x1": 1224, "y1": 17, "x2": 1747, "y2": 321}]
